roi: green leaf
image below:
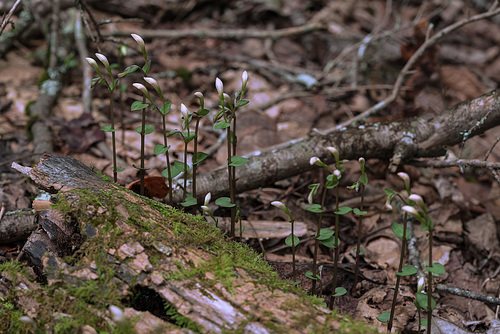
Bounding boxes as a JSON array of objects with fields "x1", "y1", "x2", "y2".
[
  {"x1": 235, "y1": 100, "x2": 249, "y2": 107},
  {"x1": 193, "y1": 152, "x2": 208, "y2": 165},
  {"x1": 215, "y1": 197, "x2": 235, "y2": 208},
  {"x1": 181, "y1": 193, "x2": 197, "y2": 207},
  {"x1": 131, "y1": 100, "x2": 149, "y2": 111},
  {"x1": 335, "y1": 206, "x2": 352, "y2": 215},
  {"x1": 160, "y1": 101, "x2": 172, "y2": 115},
  {"x1": 359, "y1": 172, "x2": 368, "y2": 186},
  {"x1": 109, "y1": 79, "x2": 118, "y2": 91},
  {"x1": 228, "y1": 156, "x2": 248, "y2": 167},
  {"x1": 384, "y1": 187, "x2": 397, "y2": 196},
  {"x1": 317, "y1": 229, "x2": 334, "y2": 241},
  {"x1": 167, "y1": 130, "x2": 181, "y2": 137},
  {"x1": 101, "y1": 125, "x2": 116, "y2": 132},
  {"x1": 197, "y1": 108, "x2": 210, "y2": 116},
  {"x1": 118, "y1": 65, "x2": 139, "y2": 78},
  {"x1": 352, "y1": 247, "x2": 365, "y2": 255},
  {"x1": 426, "y1": 263, "x2": 446, "y2": 275},
  {"x1": 304, "y1": 271, "x2": 320, "y2": 281},
  {"x1": 161, "y1": 166, "x2": 181, "y2": 179},
  {"x1": 285, "y1": 234, "x2": 300, "y2": 247},
  {"x1": 214, "y1": 121, "x2": 231, "y2": 129},
  {"x1": 184, "y1": 133, "x2": 196, "y2": 143},
  {"x1": 321, "y1": 236, "x2": 339, "y2": 248},
  {"x1": 136, "y1": 124, "x2": 155, "y2": 135},
  {"x1": 391, "y1": 221, "x2": 410, "y2": 240},
  {"x1": 154, "y1": 144, "x2": 170, "y2": 155},
  {"x1": 142, "y1": 60, "x2": 151, "y2": 75},
  {"x1": 415, "y1": 292, "x2": 436, "y2": 312},
  {"x1": 132, "y1": 165, "x2": 150, "y2": 171},
  {"x1": 306, "y1": 204, "x2": 323, "y2": 213},
  {"x1": 397, "y1": 265, "x2": 418, "y2": 276},
  {"x1": 353, "y1": 208, "x2": 367, "y2": 215},
  {"x1": 377, "y1": 311, "x2": 391, "y2": 323},
  {"x1": 332, "y1": 287, "x2": 347, "y2": 297},
  {"x1": 111, "y1": 166, "x2": 125, "y2": 172}
]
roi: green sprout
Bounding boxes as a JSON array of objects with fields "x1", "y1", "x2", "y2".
[
  {"x1": 213, "y1": 72, "x2": 249, "y2": 237},
  {"x1": 271, "y1": 200, "x2": 300, "y2": 282},
  {"x1": 86, "y1": 53, "x2": 124, "y2": 182}
]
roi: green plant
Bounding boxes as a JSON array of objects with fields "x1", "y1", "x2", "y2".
[
  {"x1": 271, "y1": 200, "x2": 300, "y2": 282},
  {"x1": 306, "y1": 152, "x2": 346, "y2": 299},
  {"x1": 86, "y1": 53, "x2": 124, "y2": 182},
  {"x1": 349, "y1": 157, "x2": 369, "y2": 296},
  {"x1": 402, "y1": 194, "x2": 445, "y2": 334},
  {"x1": 377, "y1": 172, "x2": 416, "y2": 332},
  {"x1": 212, "y1": 73, "x2": 249, "y2": 237}
]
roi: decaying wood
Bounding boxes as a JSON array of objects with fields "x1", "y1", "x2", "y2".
[
  {"x1": 7, "y1": 154, "x2": 376, "y2": 333},
  {"x1": 170, "y1": 89, "x2": 500, "y2": 203},
  {"x1": 0, "y1": 209, "x2": 37, "y2": 244}
]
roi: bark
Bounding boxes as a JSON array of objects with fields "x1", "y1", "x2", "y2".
[
  {"x1": 0, "y1": 209, "x2": 36, "y2": 244},
  {"x1": 170, "y1": 89, "x2": 500, "y2": 203},
  {"x1": 6, "y1": 154, "x2": 377, "y2": 333}
]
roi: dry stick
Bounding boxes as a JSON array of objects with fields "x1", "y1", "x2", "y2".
[
  {"x1": 435, "y1": 284, "x2": 500, "y2": 306},
  {"x1": 330, "y1": 6, "x2": 500, "y2": 133},
  {"x1": 0, "y1": 0, "x2": 22, "y2": 35},
  {"x1": 106, "y1": 22, "x2": 324, "y2": 40},
  {"x1": 410, "y1": 159, "x2": 500, "y2": 169}
]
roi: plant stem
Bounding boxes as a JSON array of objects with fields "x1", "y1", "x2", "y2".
[
  {"x1": 352, "y1": 184, "x2": 365, "y2": 294},
  {"x1": 193, "y1": 116, "x2": 200, "y2": 202},
  {"x1": 427, "y1": 227, "x2": 433, "y2": 334},
  {"x1": 328, "y1": 185, "x2": 340, "y2": 309},
  {"x1": 291, "y1": 218, "x2": 296, "y2": 282},
  {"x1": 311, "y1": 184, "x2": 328, "y2": 295},
  {"x1": 162, "y1": 114, "x2": 173, "y2": 205},
  {"x1": 140, "y1": 95, "x2": 146, "y2": 196},
  {"x1": 227, "y1": 125, "x2": 235, "y2": 237},
  {"x1": 110, "y1": 90, "x2": 117, "y2": 183},
  {"x1": 387, "y1": 212, "x2": 408, "y2": 332}
]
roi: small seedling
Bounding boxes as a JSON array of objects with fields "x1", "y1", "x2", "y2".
[
  {"x1": 271, "y1": 200, "x2": 300, "y2": 282},
  {"x1": 86, "y1": 53, "x2": 124, "y2": 182},
  {"x1": 213, "y1": 72, "x2": 249, "y2": 237}
]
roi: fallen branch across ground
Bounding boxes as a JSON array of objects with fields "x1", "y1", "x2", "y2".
[{"x1": 170, "y1": 89, "x2": 500, "y2": 202}]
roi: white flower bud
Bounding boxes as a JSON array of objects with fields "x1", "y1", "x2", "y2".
[
  {"x1": 417, "y1": 276, "x2": 425, "y2": 293},
  {"x1": 271, "y1": 201, "x2": 286, "y2": 211},
  {"x1": 133, "y1": 83, "x2": 149, "y2": 96},
  {"x1": 131, "y1": 34, "x2": 146, "y2": 56},
  {"x1": 334, "y1": 169, "x2": 341, "y2": 177},
  {"x1": 310, "y1": 157, "x2": 320, "y2": 166},
  {"x1": 144, "y1": 77, "x2": 159, "y2": 91},
  {"x1": 215, "y1": 77, "x2": 223, "y2": 98},
  {"x1": 397, "y1": 172, "x2": 410, "y2": 188},
  {"x1": 201, "y1": 205, "x2": 212, "y2": 215},
  {"x1": 194, "y1": 92, "x2": 204, "y2": 99},
  {"x1": 181, "y1": 103, "x2": 189, "y2": 117},
  {"x1": 409, "y1": 194, "x2": 425, "y2": 208},
  {"x1": 327, "y1": 147, "x2": 339, "y2": 162},
  {"x1": 358, "y1": 157, "x2": 365, "y2": 166},
  {"x1": 95, "y1": 53, "x2": 110, "y2": 70},
  {"x1": 242, "y1": 71, "x2": 248, "y2": 85},
  {"x1": 204, "y1": 192, "x2": 211, "y2": 206},
  {"x1": 402, "y1": 205, "x2": 419, "y2": 216}
]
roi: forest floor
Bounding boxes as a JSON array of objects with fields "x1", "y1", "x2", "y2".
[{"x1": 2, "y1": 1, "x2": 500, "y2": 333}]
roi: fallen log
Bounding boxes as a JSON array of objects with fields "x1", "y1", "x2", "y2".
[
  {"x1": 4, "y1": 154, "x2": 378, "y2": 333},
  {"x1": 172, "y1": 89, "x2": 500, "y2": 203}
]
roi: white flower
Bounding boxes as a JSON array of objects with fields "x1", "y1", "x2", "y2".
[
  {"x1": 144, "y1": 77, "x2": 160, "y2": 91},
  {"x1": 402, "y1": 205, "x2": 419, "y2": 216},
  {"x1": 223, "y1": 93, "x2": 232, "y2": 106},
  {"x1": 358, "y1": 157, "x2": 365, "y2": 166},
  {"x1": 409, "y1": 194, "x2": 425, "y2": 208},
  {"x1": 271, "y1": 201, "x2": 286, "y2": 211},
  {"x1": 201, "y1": 205, "x2": 212, "y2": 215},
  {"x1": 397, "y1": 172, "x2": 410, "y2": 188},
  {"x1": 131, "y1": 33, "x2": 146, "y2": 56},
  {"x1": 241, "y1": 71, "x2": 248, "y2": 92},
  {"x1": 334, "y1": 169, "x2": 341, "y2": 177},
  {"x1": 86, "y1": 57, "x2": 98, "y2": 68},
  {"x1": 417, "y1": 276, "x2": 425, "y2": 293},
  {"x1": 308, "y1": 190, "x2": 314, "y2": 205},
  {"x1": 133, "y1": 83, "x2": 149, "y2": 96},
  {"x1": 181, "y1": 103, "x2": 189, "y2": 117},
  {"x1": 95, "y1": 53, "x2": 110, "y2": 70},
  {"x1": 109, "y1": 305, "x2": 124, "y2": 323},
  {"x1": 215, "y1": 77, "x2": 223, "y2": 98},
  {"x1": 384, "y1": 203, "x2": 393, "y2": 211},
  {"x1": 194, "y1": 92, "x2": 204, "y2": 99},
  {"x1": 204, "y1": 192, "x2": 211, "y2": 206},
  {"x1": 327, "y1": 147, "x2": 339, "y2": 162},
  {"x1": 310, "y1": 157, "x2": 320, "y2": 166}
]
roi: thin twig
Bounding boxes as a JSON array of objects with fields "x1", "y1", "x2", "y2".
[
  {"x1": 435, "y1": 284, "x2": 500, "y2": 306},
  {"x1": 330, "y1": 6, "x2": 500, "y2": 133},
  {"x1": 0, "y1": 0, "x2": 22, "y2": 36},
  {"x1": 410, "y1": 159, "x2": 500, "y2": 169}
]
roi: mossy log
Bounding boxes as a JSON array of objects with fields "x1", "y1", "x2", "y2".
[{"x1": 3, "y1": 154, "x2": 378, "y2": 333}]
